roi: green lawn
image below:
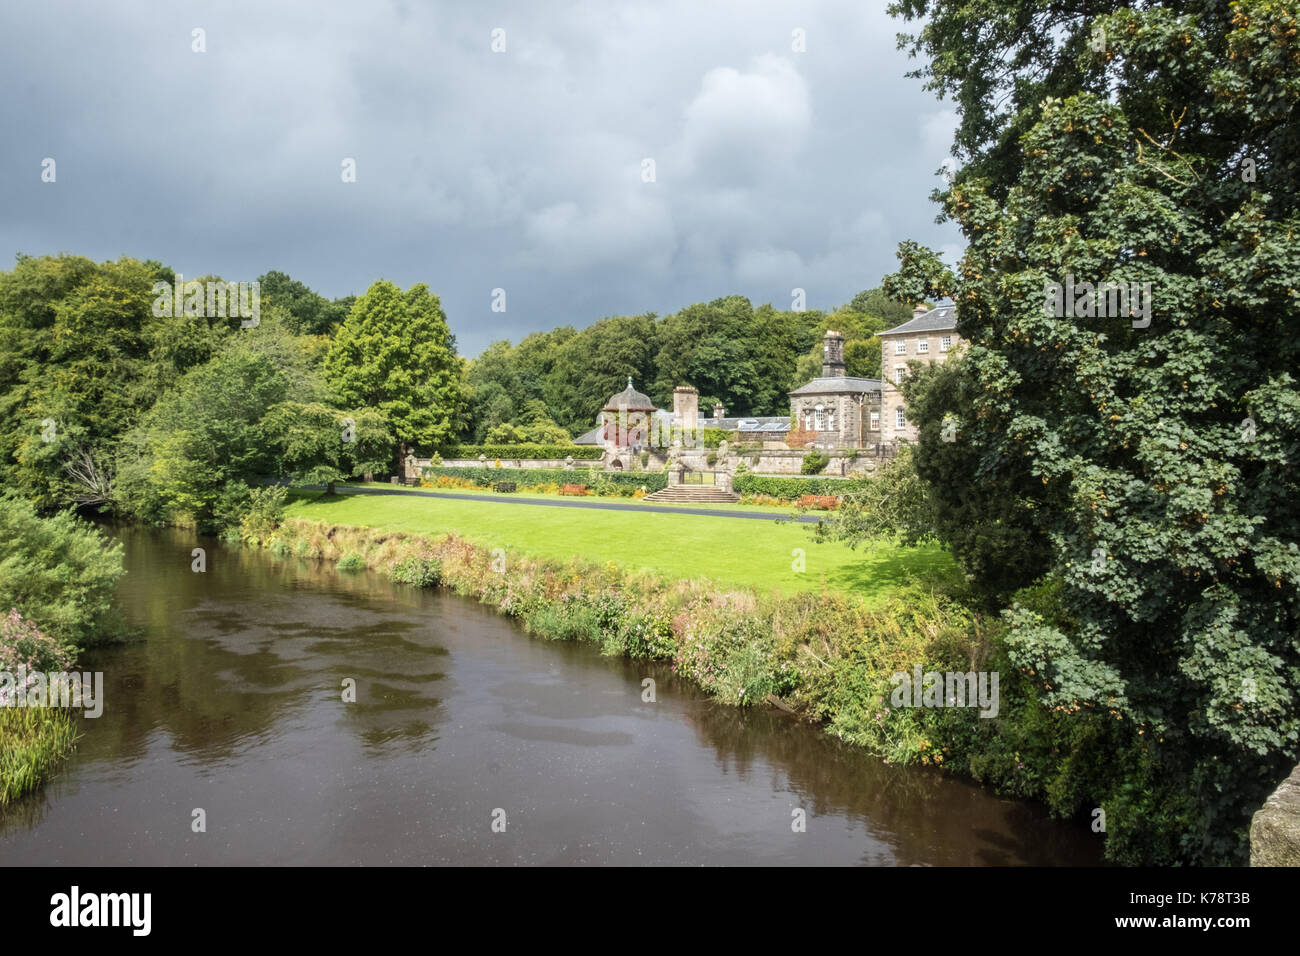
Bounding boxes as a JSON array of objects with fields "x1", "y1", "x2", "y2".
[{"x1": 285, "y1": 488, "x2": 960, "y2": 603}]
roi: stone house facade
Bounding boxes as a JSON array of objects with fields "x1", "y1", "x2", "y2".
[
  {"x1": 787, "y1": 330, "x2": 883, "y2": 449},
  {"x1": 879, "y1": 304, "x2": 963, "y2": 443}
]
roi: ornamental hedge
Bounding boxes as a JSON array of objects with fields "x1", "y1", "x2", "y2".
[
  {"x1": 424, "y1": 465, "x2": 667, "y2": 495},
  {"x1": 734, "y1": 473, "x2": 872, "y2": 500},
  {"x1": 444, "y1": 444, "x2": 604, "y2": 461}
]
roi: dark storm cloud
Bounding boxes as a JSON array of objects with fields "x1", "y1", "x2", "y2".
[{"x1": 0, "y1": 0, "x2": 961, "y2": 354}]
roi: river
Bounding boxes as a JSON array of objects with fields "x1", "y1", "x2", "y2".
[{"x1": 0, "y1": 525, "x2": 1101, "y2": 865}]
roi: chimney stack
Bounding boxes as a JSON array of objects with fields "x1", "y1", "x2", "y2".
[
  {"x1": 673, "y1": 385, "x2": 699, "y2": 431},
  {"x1": 712, "y1": 402, "x2": 725, "y2": 420},
  {"x1": 822, "y1": 329, "x2": 846, "y2": 378},
  {"x1": 913, "y1": 303, "x2": 929, "y2": 319}
]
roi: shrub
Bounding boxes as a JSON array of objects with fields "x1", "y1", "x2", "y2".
[
  {"x1": 391, "y1": 555, "x2": 442, "y2": 588},
  {"x1": 797, "y1": 494, "x2": 839, "y2": 510},
  {"x1": 337, "y1": 552, "x2": 367, "y2": 572},
  {"x1": 0, "y1": 494, "x2": 126, "y2": 648},
  {"x1": 801, "y1": 449, "x2": 830, "y2": 475},
  {"x1": 240, "y1": 485, "x2": 288, "y2": 544},
  {"x1": 0, "y1": 609, "x2": 74, "y2": 684},
  {"x1": 739, "y1": 494, "x2": 788, "y2": 507},
  {"x1": 733, "y1": 473, "x2": 871, "y2": 500},
  {"x1": 669, "y1": 427, "x2": 731, "y2": 449}
]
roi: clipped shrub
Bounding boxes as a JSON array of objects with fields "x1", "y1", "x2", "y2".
[{"x1": 733, "y1": 472, "x2": 870, "y2": 501}]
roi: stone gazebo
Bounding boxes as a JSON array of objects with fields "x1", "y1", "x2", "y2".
[{"x1": 600, "y1": 377, "x2": 656, "y2": 470}]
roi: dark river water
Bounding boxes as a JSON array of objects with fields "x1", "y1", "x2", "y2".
[{"x1": 0, "y1": 526, "x2": 1102, "y2": 865}]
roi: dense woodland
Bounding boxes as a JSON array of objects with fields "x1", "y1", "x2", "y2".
[{"x1": 0, "y1": 253, "x2": 912, "y2": 521}]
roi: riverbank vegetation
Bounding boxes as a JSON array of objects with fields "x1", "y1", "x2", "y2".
[
  {"x1": 251, "y1": 515, "x2": 1174, "y2": 863},
  {"x1": 0, "y1": 495, "x2": 126, "y2": 803}
]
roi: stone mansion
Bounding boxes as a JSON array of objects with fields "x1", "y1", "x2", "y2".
[{"x1": 580, "y1": 303, "x2": 963, "y2": 451}]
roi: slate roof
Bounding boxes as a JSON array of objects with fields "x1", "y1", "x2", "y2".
[
  {"x1": 789, "y1": 376, "x2": 883, "y2": 396},
  {"x1": 574, "y1": 425, "x2": 604, "y2": 445},
  {"x1": 879, "y1": 304, "x2": 958, "y2": 336},
  {"x1": 602, "y1": 377, "x2": 655, "y2": 410}
]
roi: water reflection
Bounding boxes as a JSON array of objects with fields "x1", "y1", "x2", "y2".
[{"x1": 0, "y1": 525, "x2": 1102, "y2": 866}]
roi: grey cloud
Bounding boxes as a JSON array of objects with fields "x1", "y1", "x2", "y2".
[{"x1": 0, "y1": 0, "x2": 960, "y2": 354}]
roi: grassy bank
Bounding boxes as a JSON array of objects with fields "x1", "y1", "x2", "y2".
[
  {"x1": 284, "y1": 489, "x2": 960, "y2": 602},
  {"x1": 0, "y1": 708, "x2": 79, "y2": 806}
]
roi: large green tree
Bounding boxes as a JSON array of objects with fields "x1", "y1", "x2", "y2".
[
  {"x1": 543, "y1": 313, "x2": 658, "y2": 432},
  {"x1": 258, "y1": 270, "x2": 354, "y2": 337},
  {"x1": 0, "y1": 256, "x2": 180, "y2": 508},
  {"x1": 324, "y1": 281, "x2": 462, "y2": 460},
  {"x1": 115, "y1": 318, "x2": 325, "y2": 530},
  {"x1": 261, "y1": 402, "x2": 392, "y2": 492},
  {"x1": 884, "y1": 0, "x2": 1300, "y2": 862}
]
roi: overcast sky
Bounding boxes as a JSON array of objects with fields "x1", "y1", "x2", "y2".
[{"x1": 1, "y1": 0, "x2": 961, "y2": 355}]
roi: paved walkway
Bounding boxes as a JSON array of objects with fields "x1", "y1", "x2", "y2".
[{"x1": 320, "y1": 485, "x2": 822, "y2": 523}]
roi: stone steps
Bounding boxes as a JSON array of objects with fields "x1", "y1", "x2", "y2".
[{"x1": 642, "y1": 485, "x2": 740, "y2": 503}]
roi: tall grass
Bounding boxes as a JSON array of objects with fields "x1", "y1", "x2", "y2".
[{"x1": 0, "y1": 708, "x2": 79, "y2": 806}]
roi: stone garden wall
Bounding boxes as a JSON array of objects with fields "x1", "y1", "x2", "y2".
[{"x1": 408, "y1": 445, "x2": 895, "y2": 482}]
